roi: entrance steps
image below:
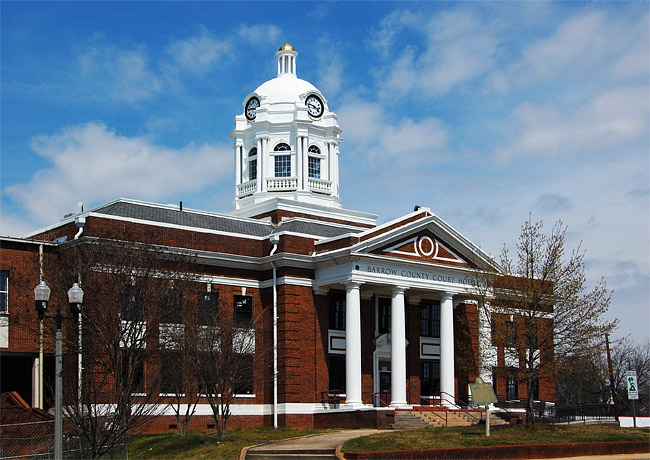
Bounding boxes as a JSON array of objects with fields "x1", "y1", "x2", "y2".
[
  {"x1": 245, "y1": 448, "x2": 336, "y2": 460},
  {"x1": 392, "y1": 407, "x2": 507, "y2": 429}
]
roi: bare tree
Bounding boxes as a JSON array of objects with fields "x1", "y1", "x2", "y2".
[
  {"x1": 186, "y1": 293, "x2": 262, "y2": 441},
  {"x1": 50, "y1": 238, "x2": 198, "y2": 458},
  {"x1": 472, "y1": 219, "x2": 616, "y2": 424},
  {"x1": 607, "y1": 337, "x2": 650, "y2": 416}
]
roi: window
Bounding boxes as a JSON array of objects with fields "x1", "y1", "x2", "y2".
[
  {"x1": 308, "y1": 146, "x2": 321, "y2": 179},
  {"x1": 506, "y1": 374, "x2": 518, "y2": 401},
  {"x1": 505, "y1": 320, "x2": 518, "y2": 348},
  {"x1": 234, "y1": 355, "x2": 254, "y2": 394},
  {"x1": 274, "y1": 143, "x2": 291, "y2": 151},
  {"x1": 274, "y1": 155, "x2": 291, "y2": 177},
  {"x1": 121, "y1": 285, "x2": 138, "y2": 322},
  {"x1": 121, "y1": 350, "x2": 145, "y2": 394},
  {"x1": 420, "y1": 302, "x2": 440, "y2": 338},
  {"x1": 198, "y1": 292, "x2": 218, "y2": 326},
  {"x1": 328, "y1": 355, "x2": 346, "y2": 392},
  {"x1": 234, "y1": 295, "x2": 253, "y2": 325},
  {"x1": 530, "y1": 378, "x2": 539, "y2": 401},
  {"x1": 248, "y1": 148, "x2": 257, "y2": 181},
  {"x1": 421, "y1": 361, "x2": 440, "y2": 396},
  {"x1": 378, "y1": 297, "x2": 391, "y2": 334},
  {"x1": 161, "y1": 290, "x2": 183, "y2": 324},
  {"x1": 160, "y1": 351, "x2": 182, "y2": 394},
  {"x1": 0, "y1": 271, "x2": 8, "y2": 313},
  {"x1": 328, "y1": 292, "x2": 345, "y2": 330}
]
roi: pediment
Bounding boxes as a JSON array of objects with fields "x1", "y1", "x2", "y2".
[{"x1": 371, "y1": 230, "x2": 469, "y2": 267}]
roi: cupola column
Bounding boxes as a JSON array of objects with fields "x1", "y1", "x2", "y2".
[{"x1": 256, "y1": 138, "x2": 263, "y2": 193}]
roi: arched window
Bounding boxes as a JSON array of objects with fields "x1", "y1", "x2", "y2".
[
  {"x1": 248, "y1": 148, "x2": 257, "y2": 181},
  {"x1": 274, "y1": 143, "x2": 291, "y2": 177},
  {"x1": 274, "y1": 143, "x2": 291, "y2": 152},
  {"x1": 308, "y1": 145, "x2": 321, "y2": 179}
]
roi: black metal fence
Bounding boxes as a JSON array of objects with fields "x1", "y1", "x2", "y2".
[{"x1": 0, "y1": 421, "x2": 127, "y2": 460}]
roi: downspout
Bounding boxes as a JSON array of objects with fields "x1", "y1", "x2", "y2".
[
  {"x1": 269, "y1": 234, "x2": 280, "y2": 428},
  {"x1": 74, "y1": 216, "x2": 85, "y2": 404},
  {"x1": 38, "y1": 244, "x2": 44, "y2": 409}
]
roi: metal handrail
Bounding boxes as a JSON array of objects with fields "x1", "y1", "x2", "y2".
[
  {"x1": 438, "y1": 391, "x2": 483, "y2": 424},
  {"x1": 372, "y1": 392, "x2": 391, "y2": 407}
]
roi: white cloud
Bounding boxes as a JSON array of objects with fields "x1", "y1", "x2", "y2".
[
  {"x1": 77, "y1": 34, "x2": 162, "y2": 103},
  {"x1": 316, "y1": 38, "x2": 344, "y2": 97},
  {"x1": 338, "y1": 98, "x2": 449, "y2": 166},
  {"x1": 4, "y1": 122, "x2": 231, "y2": 229},
  {"x1": 237, "y1": 24, "x2": 282, "y2": 47},
  {"x1": 373, "y1": 8, "x2": 499, "y2": 98},
  {"x1": 167, "y1": 26, "x2": 230, "y2": 75},
  {"x1": 497, "y1": 85, "x2": 649, "y2": 160},
  {"x1": 491, "y1": 9, "x2": 648, "y2": 92}
]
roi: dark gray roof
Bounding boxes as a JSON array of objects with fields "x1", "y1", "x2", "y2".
[
  {"x1": 276, "y1": 220, "x2": 364, "y2": 238},
  {"x1": 93, "y1": 200, "x2": 367, "y2": 240},
  {"x1": 94, "y1": 201, "x2": 273, "y2": 237}
]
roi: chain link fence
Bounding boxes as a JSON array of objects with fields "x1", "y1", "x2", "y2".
[{"x1": 0, "y1": 420, "x2": 127, "y2": 460}]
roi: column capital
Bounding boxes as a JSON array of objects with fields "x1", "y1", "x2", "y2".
[
  {"x1": 345, "y1": 281, "x2": 363, "y2": 289},
  {"x1": 440, "y1": 292, "x2": 454, "y2": 302},
  {"x1": 391, "y1": 286, "x2": 408, "y2": 296}
]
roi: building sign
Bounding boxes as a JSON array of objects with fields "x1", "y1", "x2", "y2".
[
  {"x1": 361, "y1": 264, "x2": 474, "y2": 286},
  {"x1": 626, "y1": 370, "x2": 639, "y2": 400}
]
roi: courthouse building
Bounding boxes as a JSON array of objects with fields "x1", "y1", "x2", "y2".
[{"x1": 0, "y1": 45, "x2": 554, "y2": 429}]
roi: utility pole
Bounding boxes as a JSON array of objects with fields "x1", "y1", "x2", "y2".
[{"x1": 605, "y1": 333, "x2": 617, "y2": 420}]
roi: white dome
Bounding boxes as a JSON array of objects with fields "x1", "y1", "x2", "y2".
[{"x1": 254, "y1": 75, "x2": 320, "y2": 105}]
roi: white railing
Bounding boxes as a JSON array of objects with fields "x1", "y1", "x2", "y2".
[
  {"x1": 237, "y1": 180, "x2": 257, "y2": 197},
  {"x1": 308, "y1": 177, "x2": 332, "y2": 194},
  {"x1": 266, "y1": 177, "x2": 298, "y2": 191}
]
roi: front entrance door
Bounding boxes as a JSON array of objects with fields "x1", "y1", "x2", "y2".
[{"x1": 376, "y1": 358, "x2": 391, "y2": 406}]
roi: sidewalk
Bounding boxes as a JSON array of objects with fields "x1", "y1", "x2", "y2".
[{"x1": 242, "y1": 429, "x2": 385, "y2": 459}]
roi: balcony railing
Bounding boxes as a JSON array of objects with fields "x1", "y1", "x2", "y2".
[
  {"x1": 266, "y1": 177, "x2": 298, "y2": 191},
  {"x1": 237, "y1": 180, "x2": 257, "y2": 197},
  {"x1": 308, "y1": 177, "x2": 332, "y2": 194}
]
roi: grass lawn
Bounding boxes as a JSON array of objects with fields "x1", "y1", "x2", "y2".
[
  {"x1": 128, "y1": 427, "x2": 331, "y2": 460},
  {"x1": 342, "y1": 424, "x2": 650, "y2": 453}
]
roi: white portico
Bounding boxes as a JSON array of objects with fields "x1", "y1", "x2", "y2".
[{"x1": 314, "y1": 209, "x2": 501, "y2": 409}]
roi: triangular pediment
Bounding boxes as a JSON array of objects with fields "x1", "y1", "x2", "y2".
[{"x1": 371, "y1": 230, "x2": 469, "y2": 267}]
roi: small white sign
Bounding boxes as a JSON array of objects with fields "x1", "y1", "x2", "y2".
[{"x1": 626, "y1": 370, "x2": 639, "y2": 400}]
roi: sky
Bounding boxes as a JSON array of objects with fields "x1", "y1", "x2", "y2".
[{"x1": 1, "y1": 1, "x2": 648, "y2": 342}]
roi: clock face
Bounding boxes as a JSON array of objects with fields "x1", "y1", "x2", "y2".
[
  {"x1": 245, "y1": 97, "x2": 260, "y2": 121},
  {"x1": 305, "y1": 95, "x2": 324, "y2": 118}
]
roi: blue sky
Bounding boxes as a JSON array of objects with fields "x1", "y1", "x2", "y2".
[{"x1": 2, "y1": 1, "x2": 648, "y2": 342}]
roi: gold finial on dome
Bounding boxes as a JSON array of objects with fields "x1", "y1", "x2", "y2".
[{"x1": 278, "y1": 43, "x2": 295, "y2": 51}]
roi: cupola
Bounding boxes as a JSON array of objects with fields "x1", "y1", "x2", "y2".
[{"x1": 230, "y1": 45, "x2": 344, "y2": 213}]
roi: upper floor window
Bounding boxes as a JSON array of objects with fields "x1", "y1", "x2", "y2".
[
  {"x1": 274, "y1": 143, "x2": 291, "y2": 152},
  {"x1": 328, "y1": 292, "x2": 345, "y2": 330},
  {"x1": 198, "y1": 292, "x2": 219, "y2": 326},
  {"x1": 308, "y1": 156, "x2": 321, "y2": 179},
  {"x1": 248, "y1": 148, "x2": 257, "y2": 181},
  {"x1": 505, "y1": 320, "x2": 518, "y2": 348},
  {"x1": 121, "y1": 285, "x2": 138, "y2": 322},
  {"x1": 420, "y1": 301, "x2": 440, "y2": 338},
  {"x1": 0, "y1": 271, "x2": 8, "y2": 313},
  {"x1": 234, "y1": 295, "x2": 253, "y2": 326},
  {"x1": 274, "y1": 155, "x2": 291, "y2": 177},
  {"x1": 377, "y1": 297, "x2": 391, "y2": 334},
  {"x1": 161, "y1": 290, "x2": 183, "y2": 324}
]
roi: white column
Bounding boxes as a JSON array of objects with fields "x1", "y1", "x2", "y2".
[
  {"x1": 256, "y1": 138, "x2": 263, "y2": 193},
  {"x1": 390, "y1": 287, "x2": 408, "y2": 407},
  {"x1": 477, "y1": 301, "x2": 493, "y2": 384},
  {"x1": 440, "y1": 293, "x2": 455, "y2": 406},
  {"x1": 344, "y1": 282, "x2": 363, "y2": 407},
  {"x1": 296, "y1": 136, "x2": 303, "y2": 190}
]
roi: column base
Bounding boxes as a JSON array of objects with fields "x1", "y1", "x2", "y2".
[
  {"x1": 341, "y1": 402, "x2": 366, "y2": 410},
  {"x1": 389, "y1": 402, "x2": 411, "y2": 409}
]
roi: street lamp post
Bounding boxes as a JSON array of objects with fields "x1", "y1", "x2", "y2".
[{"x1": 34, "y1": 280, "x2": 84, "y2": 460}]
